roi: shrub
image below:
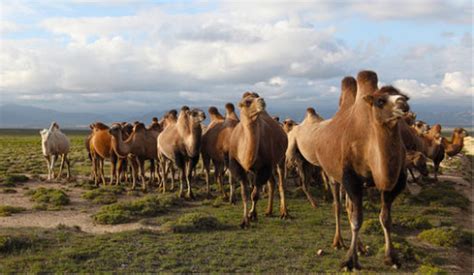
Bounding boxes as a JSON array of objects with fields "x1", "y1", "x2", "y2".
[
  {"x1": 0, "y1": 235, "x2": 32, "y2": 254},
  {"x1": 2, "y1": 174, "x2": 29, "y2": 187},
  {"x1": 93, "y1": 195, "x2": 164, "y2": 225},
  {"x1": 163, "y1": 213, "x2": 224, "y2": 233},
  {"x1": 81, "y1": 186, "x2": 124, "y2": 205},
  {"x1": 395, "y1": 216, "x2": 432, "y2": 230},
  {"x1": 0, "y1": 205, "x2": 26, "y2": 217},
  {"x1": 417, "y1": 264, "x2": 447, "y2": 274},
  {"x1": 27, "y1": 188, "x2": 70, "y2": 210},
  {"x1": 418, "y1": 227, "x2": 460, "y2": 247}
]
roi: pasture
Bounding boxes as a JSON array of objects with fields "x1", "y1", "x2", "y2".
[{"x1": 0, "y1": 129, "x2": 472, "y2": 273}]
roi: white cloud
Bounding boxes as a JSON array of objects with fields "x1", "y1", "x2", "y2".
[{"x1": 441, "y1": 71, "x2": 473, "y2": 96}]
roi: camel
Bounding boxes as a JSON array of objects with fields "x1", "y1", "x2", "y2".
[
  {"x1": 286, "y1": 77, "x2": 357, "y2": 243},
  {"x1": 88, "y1": 122, "x2": 118, "y2": 186},
  {"x1": 40, "y1": 122, "x2": 71, "y2": 180},
  {"x1": 413, "y1": 120, "x2": 430, "y2": 135},
  {"x1": 400, "y1": 121, "x2": 444, "y2": 181},
  {"x1": 288, "y1": 71, "x2": 410, "y2": 270},
  {"x1": 282, "y1": 118, "x2": 297, "y2": 134},
  {"x1": 405, "y1": 151, "x2": 429, "y2": 182},
  {"x1": 157, "y1": 106, "x2": 206, "y2": 198},
  {"x1": 228, "y1": 92, "x2": 288, "y2": 228},
  {"x1": 433, "y1": 127, "x2": 469, "y2": 157},
  {"x1": 157, "y1": 110, "x2": 179, "y2": 191},
  {"x1": 109, "y1": 122, "x2": 160, "y2": 190},
  {"x1": 201, "y1": 103, "x2": 239, "y2": 202}
]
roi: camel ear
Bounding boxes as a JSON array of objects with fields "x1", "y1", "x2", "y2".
[{"x1": 363, "y1": 95, "x2": 374, "y2": 106}]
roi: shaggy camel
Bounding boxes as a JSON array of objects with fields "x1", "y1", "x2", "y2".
[
  {"x1": 157, "y1": 106, "x2": 206, "y2": 198},
  {"x1": 432, "y1": 125, "x2": 469, "y2": 157},
  {"x1": 109, "y1": 122, "x2": 161, "y2": 190},
  {"x1": 89, "y1": 122, "x2": 118, "y2": 186},
  {"x1": 287, "y1": 76, "x2": 357, "y2": 243},
  {"x1": 40, "y1": 122, "x2": 71, "y2": 180},
  {"x1": 405, "y1": 151, "x2": 429, "y2": 182},
  {"x1": 201, "y1": 103, "x2": 239, "y2": 202},
  {"x1": 288, "y1": 71, "x2": 410, "y2": 270},
  {"x1": 228, "y1": 92, "x2": 288, "y2": 228}
]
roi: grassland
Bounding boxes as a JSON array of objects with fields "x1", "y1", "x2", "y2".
[{"x1": 0, "y1": 129, "x2": 472, "y2": 272}]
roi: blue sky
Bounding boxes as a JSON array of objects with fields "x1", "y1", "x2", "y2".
[{"x1": 0, "y1": 0, "x2": 472, "y2": 114}]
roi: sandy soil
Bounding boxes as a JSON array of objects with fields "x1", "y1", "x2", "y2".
[{"x1": 0, "y1": 181, "x2": 161, "y2": 234}]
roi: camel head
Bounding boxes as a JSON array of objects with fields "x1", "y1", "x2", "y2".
[
  {"x1": 402, "y1": 112, "x2": 417, "y2": 126},
  {"x1": 108, "y1": 123, "x2": 123, "y2": 137},
  {"x1": 413, "y1": 120, "x2": 430, "y2": 135},
  {"x1": 238, "y1": 92, "x2": 266, "y2": 120},
  {"x1": 189, "y1": 108, "x2": 206, "y2": 125},
  {"x1": 272, "y1": 116, "x2": 280, "y2": 122},
  {"x1": 122, "y1": 123, "x2": 133, "y2": 135},
  {"x1": 363, "y1": 86, "x2": 410, "y2": 128},
  {"x1": 454, "y1": 127, "x2": 469, "y2": 138},
  {"x1": 282, "y1": 118, "x2": 297, "y2": 133},
  {"x1": 411, "y1": 152, "x2": 429, "y2": 176}
]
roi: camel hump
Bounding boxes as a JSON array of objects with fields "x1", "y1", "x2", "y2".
[
  {"x1": 225, "y1": 103, "x2": 235, "y2": 112},
  {"x1": 341, "y1": 76, "x2": 357, "y2": 92},
  {"x1": 306, "y1": 107, "x2": 316, "y2": 116},
  {"x1": 357, "y1": 70, "x2": 378, "y2": 96},
  {"x1": 242, "y1": 91, "x2": 260, "y2": 98},
  {"x1": 152, "y1": 117, "x2": 159, "y2": 123},
  {"x1": 181, "y1": 106, "x2": 190, "y2": 112},
  {"x1": 93, "y1": 122, "x2": 109, "y2": 130},
  {"x1": 133, "y1": 123, "x2": 146, "y2": 132},
  {"x1": 208, "y1": 106, "x2": 220, "y2": 115}
]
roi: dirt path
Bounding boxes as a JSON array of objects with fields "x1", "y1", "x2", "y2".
[{"x1": 0, "y1": 181, "x2": 161, "y2": 234}]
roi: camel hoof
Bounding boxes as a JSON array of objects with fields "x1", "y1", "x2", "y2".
[
  {"x1": 186, "y1": 193, "x2": 195, "y2": 200},
  {"x1": 384, "y1": 255, "x2": 401, "y2": 268},
  {"x1": 340, "y1": 258, "x2": 361, "y2": 271},
  {"x1": 240, "y1": 217, "x2": 250, "y2": 229},
  {"x1": 280, "y1": 211, "x2": 289, "y2": 219},
  {"x1": 248, "y1": 211, "x2": 257, "y2": 221},
  {"x1": 332, "y1": 240, "x2": 346, "y2": 250}
]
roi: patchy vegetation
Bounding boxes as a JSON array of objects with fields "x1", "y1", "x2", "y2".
[
  {"x1": 361, "y1": 218, "x2": 383, "y2": 235},
  {"x1": 93, "y1": 195, "x2": 165, "y2": 224},
  {"x1": 0, "y1": 236, "x2": 33, "y2": 254},
  {"x1": 81, "y1": 186, "x2": 124, "y2": 205},
  {"x1": 1, "y1": 175, "x2": 29, "y2": 187},
  {"x1": 408, "y1": 182, "x2": 469, "y2": 209},
  {"x1": 162, "y1": 213, "x2": 226, "y2": 233},
  {"x1": 0, "y1": 206, "x2": 26, "y2": 217},
  {"x1": 395, "y1": 215, "x2": 432, "y2": 230},
  {"x1": 26, "y1": 188, "x2": 70, "y2": 210},
  {"x1": 418, "y1": 227, "x2": 461, "y2": 247},
  {"x1": 417, "y1": 264, "x2": 447, "y2": 274}
]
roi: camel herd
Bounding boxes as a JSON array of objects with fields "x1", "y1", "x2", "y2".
[{"x1": 39, "y1": 70, "x2": 468, "y2": 271}]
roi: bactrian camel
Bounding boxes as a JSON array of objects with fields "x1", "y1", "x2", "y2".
[{"x1": 40, "y1": 122, "x2": 71, "y2": 180}]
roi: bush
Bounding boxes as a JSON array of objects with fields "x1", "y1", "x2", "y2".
[
  {"x1": 163, "y1": 213, "x2": 224, "y2": 233},
  {"x1": 395, "y1": 216, "x2": 432, "y2": 230},
  {"x1": 418, "y1": 227, "x2": 460, "y2": 247},
  {"x1": 0, "y1": 205, "x2": 26, "y2": 217},
  {"x1": 93, "y1": 195, "x2": 164, "y2": 225},
  {"x1": 27, "y1": 188, "x2": 70, "y2": 210},
  {"x1": 361, "y1": 218, "x2": 383, "y2": 235}
]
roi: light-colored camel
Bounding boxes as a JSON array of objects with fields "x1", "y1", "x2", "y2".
[
  {"x1": 412, "y1": 120, "x2": 430, "y2": 135},
  {"x1": 157, "y1": 106, "x2": 206, "y2": 198},
  {"x1": 282, "y1": 118, "x2": 297, "y2": 134},
  {"x1": 288, "y1": 71, "x2": 410, "y2": 270},
  {"x1": 201, "y1": 103, "x2": 239, "y2": 202},
  {"x1": 157, "y1": 110, "x2": 179, "y2": 191},
  {"x1": 228, "y1": 92, "x2": 288, "y2": 228},
  {"x1": 40, "y1": 122, "x2": 71, "y2": 180}
]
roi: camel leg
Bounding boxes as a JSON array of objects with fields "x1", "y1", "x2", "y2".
[
  {"x1": 215, "y1": 163, "x2": 228, "y2": 200},
  {"x1": 92, "y1": 156, "x2": 98, "y2": 186},
  {"x1": 56, "y1": 154, "x2": 65, "y2": 179},
  {"x1": 116, "y1": 159, "x2": 124, "y2": 185},
  {"x1": 203, "y1": 156, "x2": 211, "y2": 195},
  {"x1": 185, "y1": 160, "x2": 195, "y2": 199},
  {"x1": 99, "y1": 158, "x2": 106, "y2": 186},
  {"x1": 178, "y1": 167, "x2": 185, "y2": 198},
  {"x1": 171, "y1": 165, "x2": 176, "y2": 190},
  {"x1": 331, "y1": 181, "x2": 345, "y2": 249},
  {"x1": 65, "y1": 154, "x2": 71, "y2": 179},
  {"x1": 50, "y1": 155, "x2": 58, "y2": 180},
  {"x1": 277, "y1": 163, "x2": 288, "y2": 218},
  {"x1": 340, "y1": 169, "x2": 363, "y2": 271},
  {"x1": 160, "y1": 158, "x2": 167, "y2": 193},
  {"x1": 265, "y1": 175, "x2": 275, "y2": 216},
  {"x1": 110, "y1": 154, "x2": 118, "y2": 185},
  {"x1": 248, "y1": 185, "x2": 260, "y2": 221},
  {"x1": 139, "y1": 159, "x2": 147, "y2": 191},
  {"x1": 228, "y1": 171, "x2": 235, "y2": 204},
  {"x1": 433, "y1": 161, "x2": 440, "y2": 181},
  {"x1": 379, "y1": 171, "x2": 406, "y2": 268},
  {"x1": 43, "y1": 155, "x2": 51, "y2": 180},
  {"x1": 149, "y1": 159, "x2": 155, "y2": 186}
]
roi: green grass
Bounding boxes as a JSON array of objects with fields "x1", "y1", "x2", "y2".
[
  {"x1": 0, "y1": 130, "x2": 472, "y2": 272},
  {"x1": 418, "y1": 227, "x2": 461, "y2": 247},
  {"x1": 0, "y1": 206, "x2": 26, "y2": 217},
  {"x1": 26, "y1": 188, "x2": 70, "y2": 210}
]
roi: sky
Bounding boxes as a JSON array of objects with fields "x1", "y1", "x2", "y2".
[{"x1": 0, "y1": 0, "x2": 472, "y2": 116}]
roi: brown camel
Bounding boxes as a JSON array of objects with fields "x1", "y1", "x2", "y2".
[
  {"x1": 288, "y1": 71, "x2": 410, "y2": 270},
  {"x1": 432, "y1": 125, "x2": 469, "y2": 157},
  {"x1": 413, "y1": 120, "x2": 430, "y2": 135},
  {"x1": 89, "y1": 122, "x2": 118, "y2": 186},
  {"x1": 282, "y1": 118, "x2": 297, "y2": 134},
  {"x1": 109, "y1": 122, "x2": 160, "y2": 190},
  {"x1": 157, "y1": 106, "x2": 206, "y2": 198},
  {"x1": 405, "y1": 151, "x2": 429, "y2": 182},
  {"x1": 400, "y1": 121, "x2": 445, "y2": 181},
  {"x1": 201, "y1": 104, "x2": 239, "y2": 201},
  {"x1": 228, "y1": 92, "x2": 288, "y2": 228}
]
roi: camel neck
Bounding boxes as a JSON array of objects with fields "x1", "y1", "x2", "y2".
[
  {"x1": 451, "y1": 133, "x2": 464, "y2": 146},
  {"x1": 111, "y1": 131, "x2": 131, "y2": 158}
]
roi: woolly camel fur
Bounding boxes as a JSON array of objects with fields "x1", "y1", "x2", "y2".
[
  {"x1": 157, "y1": 106, "x2": 206, "y2": 198},
  {"x1": 228, "y1": 92, "x2": 288, "y2": 228},
  {"x1": 40, "y1": 122, "x2": 71, "y2": 180}
]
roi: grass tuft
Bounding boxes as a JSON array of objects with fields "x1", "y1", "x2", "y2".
[
  {"x1": 81, "y1": 186, "x2": 124, "y2": 205},
  {"x1": 0, "y1": 205, "x2": 26, "y2": 217},
  {"x1": 361, "y1": 218, "x2": 383, "y2": 235},
  {"x1": 162, "y1": 212, "x2": 225, "y2": 233},
  {"x1": 408, "y1": 182, "x2": 469, "y2": 209},
  {"x1": 2, "y1": 174, "x2": 29, "y2": 187},
  {"x1": 418, "y1": 227, "x2": 461, "y2": 247},
  {"x1": 0, "y1": 235, "x2": 33, "y2": 254},
  {"x1": 26, "y1": 188, "x2": 70, "y2": 210},
  {"x1": 417, "y1": 264, "x2": 447, "y2": 274},
  {"x1": 395, "y1": 215, "x2": 432, "y2": 230}
]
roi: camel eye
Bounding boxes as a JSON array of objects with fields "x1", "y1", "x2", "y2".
[{"x1": 375, "y1": 98, "x2": 386, "y2": 108}]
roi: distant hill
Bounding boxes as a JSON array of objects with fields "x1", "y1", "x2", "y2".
[{"x1": 0, "y1": 103, "x2": 471, "y2": 129}]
